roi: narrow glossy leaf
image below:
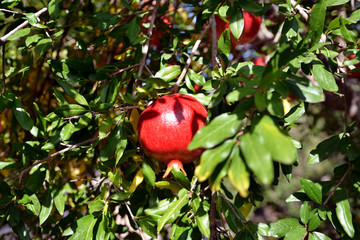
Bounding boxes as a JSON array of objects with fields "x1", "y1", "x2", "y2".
[
  {"x1": 284, "y1": 102, "x2": 306, "y2": 124},
  {"x1": 35, "y1": 39, "x2": 52, "y2": 56},
  {"x1": 334, "y1": 188, "x2": 354, "y2": 238},
  {"x1": 226, "y1": 88, "x2": 257, "y2": 105},
  {"x1": 56, "y1": 78, "x2": 89, "y2": 106},
  {"x1": 221, "y1": 196, "x2": 243, "y2": 232},
  {"x1": 7, "y1": 28, "x2": 31, "y2": 41},
  {"x1": 312, "y1": 64, "x2": 338, "y2": 92},
  {"x1": 191, "y1": 197, "x2": 210, "y2": 238},
  {"x1": 0, "y1": 161, "x2": 17, "y2": 170},
  {"x1": 189, "y1": 112, "x2": 243, "y2": 150},
  {"x1": 195, "y1": 140, "x2": 235, "y2": 182},
  {"x1": 300, "y1": 201, "x2": 311, "y2": 224},
  {"x1": 74, "y1": 112, "x2": 92, "y2": 131},
  {"x1": 307, "y1": 135, "x2": 341, "y2": 164},
  {"x1": 89, "y1": 200, "x2": 105, "y2": 215},
  {"x1": 234, "y1": 227, "x2": 258, "y2": 240},
  {"x1": 25, "y1": 34, "x2": 43, "y2": 47},
  {"x1": 285, "y1": 80, "x2": 324, "y2": 103},
  {"x1": 128, "y1": 169, "x2": 144, "y2": 194},
  {"x1": 308, "y1": 213, "x2": 322, "y2": 231},
  {"x1": 229, "y1": 8, "x2": 244, "y2": 40},
  {"x1": 340, "y1": 17, "x2": 356, "y2": 43},
  {"x1": 155, "y1": 181, "x2": 182, "y2": 193},
  {"x1": 115, "y1": 124, "x2": 128, "y2": 165},
  {"x1": 157, "y1": 189, "x2": 189, "y2": 232},
  {"x1": 68, "y1": 215, "x2": 97, "y2": 240},
  {"x1": 39, "y1": 189, "x2": 53, "y2": 225},
  {"x1": 240, "y1": 133, "x2": 273, "y2": 185},
  {"x1": 25, "y1": 166, "x2": 46, "y2": 193},
  {"x1": 254, "y1": 115, "x2": 297, "y2": 164},
  {"x1": 60, "y1": 122, "x2": 75, "y2": 141},
  {"x1": 309, "y1": 231, "x2": 332, "y2": 240},
  {"x1": 126, "y1": 17, "x2": 140, "y2": 43},
  {"x1": 299, "y1": 178, "x2": 322, "y2": 204},
  {"x1": 268, "y1": 218, "x2": 303, "y2": 238},
  {"x1": 187, "y1": 69, "x2": 206, "y2": 86},
  {"x1": 307, "y1": 0, "x2": 326, "y2": 44},
  {"x1": 154, "y1": 65, "x2": 181, "y2": 82},
  {"x1": 326, "y1": 0, "x2": 349, "y2": 6},
  {"x1": 144, "y1": 197, "x2": 175, "y2": 216},
  {"x1": 228, "y1": 146, "x2": 250, "y2": 198},
  {"x1": 138, "y1": 217, "x2": 157, "y2": 239},
  {"x1": 55, "y1": 104, "x2": 88, "y2": 117},
  {"x1": 96, "y1": 215, "x2": 111, "y2": 240},
  {"x1": 99, "y1": 116, "x2": 113, "y2": 139},
  {"x1": 110, "y1": 191, "x2": 131, "y2": 202},
  {"x1": 284, "y1": 227, "x2": 307, "y2": 240},
  {"x1": 11, "y1": 221, "x2": 31, "y2": 240},
  {"x1": 218, "y1": 29, "x2": 231, "y2": 56},
  {"x1": 53, "y1": 189, "x2": 65, "y2": 216},
  {"x1": 142, "y1": 159, "x2": 156, "y2": 187},
  {"x1": 171, "y1": 168, "x2": 191, "y2": 190},
  {"x1": 18, "y1": 194, "x2": 41, "y2": 216},
  {"x1": 13, "y1": 98, "x2": 34, "y2": 131},
  {"x1": 209, "y1": 158, "x2": 230, "y2": 191},
  {"x1": 48, "y1": 0, "x2": 62, "y2": 19}
]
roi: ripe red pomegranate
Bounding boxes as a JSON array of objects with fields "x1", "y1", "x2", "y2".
[
  {"x1": 214, "y1": 10, "x2": 262, "y2": 47},
  {"x1": 137, "y1": 93, "x2": 207, "y2": 177},
  {"x1": 347, "y1": 54, "x2": 360, "y2": 79},
  {"x1": 253, "y1": 57, "x2": 266, "y2": 67}
]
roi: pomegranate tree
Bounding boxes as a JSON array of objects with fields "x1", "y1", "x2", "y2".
[{"x1": 137, "y1": 93, "x2": 207, "y2": 177}]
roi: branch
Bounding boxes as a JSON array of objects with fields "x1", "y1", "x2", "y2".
[
  {"x1": 172, "y1": 17, "x2": 213, "y2": 92},
  {"x1": 210, "y1": 14, "x2": 220, "y2": 68},
  {"x1": 210, "y1": 191, "x2": 217, "y2": 240},
  {"x1": 1, "y1": 43, "x2": 5, "y2": 93},
  {"x1": 137, "y1": 0, "x2": 160, "y2": 77},
  {"x1": 323, "y1": 164, "x2": 351, "y2": 206},
  {"x1": 290, "y1": 0, "x2": 309, "y2": 22},
  {"x1": 218, "y1": 190, "x2": 246, "y2": 224},
  {"x1": 0, "y1": 9, "x2": 25, "y2": 15},
  {"x1": 0, "y1": 7, "x2": 48, "y2": 45},
  {"x1": 110, "y1": 63, "x2": 140, "y2": 77}
]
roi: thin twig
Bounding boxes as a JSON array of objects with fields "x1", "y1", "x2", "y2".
[
  {"x1": 172, "y1": 17, "x2": 213, "y2": 92},
  {"x1": 137, "y1": 0, "x2": 160, "y2": 77},
  {"x1": 110, "y1": 63, "x2": 140, "y2": 77},
  {"x1": 124, "y1": 201, "x2": 146, "y2": 240},
  {"x1": 210, "y1": 14, "x2": 220, "y2": 68},
  {"x1": 0, "y1": 9, "x2": 25, "y2": 15},
  {"x1": 0, "y1": 7, "x2": 48, "y2": 45},
  {"x1": 290, "y1": 0, "x2": 309, "y2": 22},
  {"x1": 210, "y1": 191, "x2": 217, "y2": 240},
  {"x1": 323, "y1": 164, "x2": 351, "y2": 206},
  {"x1": 1, "y1": 43, "x2": 5, "y2": 93}
]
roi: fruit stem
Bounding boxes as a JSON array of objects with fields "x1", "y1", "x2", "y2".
[{"x1": 163, "y1": 160, "x2": 187, "y2": 178}]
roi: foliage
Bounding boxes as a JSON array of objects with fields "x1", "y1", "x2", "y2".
[{"x1": 0, "y1": 0, "x2": 360, "y2": 239}]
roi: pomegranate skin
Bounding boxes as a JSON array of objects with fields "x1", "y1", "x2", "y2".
[
  {"x1": 137, "y1": 94, "x2": 207, "y2": 166},
  {"x1": 214, "y1": 10, "x2": 262, "y2": 46}
]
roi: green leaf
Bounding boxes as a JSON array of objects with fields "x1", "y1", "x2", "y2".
[
  {"x1": 18, "y1": 194, "x2": 41, "y2": 216},
  {"x1": 39, "y1": 189, "x2": 54, "y2": 225},
  {"x1": 54, "y1": 104, "x2": 88, "y2": 117},
  {"x1": 308, "y1": 213, "x2": 322, "y2": 231},
  {"x1": 268, "y1": 218, "x2": 303, "y2": 238},
  {"x1": 35, "y1": 39, "x2": 52, "y2": 56},
  {"x1": 218, "y1": 29, "x2": 231, "y2": 56},
  {"x1": 195, "y1": 140, "x2": 235, "y2": 182},
  {"x1": 89, "y1": 200, "x2": 105, "y2": 215},
  {"x1": 53, "y1": 189, "x2": 65, "y2": 216},
  {"x1": 190, "y1": 197, "x2": 210, "y2": 238},
  {"x1": 7, "y1": 28, "x2": 31, "y2": 41},
  {"x1": 138, "y1": 217, "x2": 157, "y2": 239},
  {"x1": 300, "y1": 201, "x2": 311, "y2": 224},
  {"x1": 115, "y1": 124, "x2": 127, "y2": 165},
  {"x1": 13, "y1": 97, "x2": 34, "y2": 131},
  {"x1": 299, "y1": 178, "x2": 322, "y2": 204},
  {"x1": 228, "y1": 146, "x2": 250, "y2": 198},
  {"x1": 0, "y1": 161, "x2": 17, "y2": 170},
  {"x1": 99, "y1": 116, "x2": 113, "y2": 139},
  {"x1": 126, "y1": 17, "x2": 140, "y2": 43},
  {"x1": 229, "y1": 8, "x2": 244, "y2": 40},
  {"x1": 68, "y1": 215, "x2": 97, "y2": 240},
  {"x1": 48, "y1": 0, "x2": 62, "y2": 19},
  {"x1": 110, "y1": 191, "x2": 131, "y2": 202},
  {"x1": 189, "y1": 112, "x2": 244, "y2": 150},
  {"x1": 312, "y1": 64, "x2": 338, "y2": 92},
  {"x1": 339, "y1": 17, "x2": 357, "y2": 43},
  {"x1": 307, "y1": 135, "x2": 341, "y2": 164},
  {"x1": 307, "y1": 0, "x2": 326, "y2": 44},
  {"x1": 144, "y1": 197, "x2": 175, "y2": 216},
  {"x1": 285, "y1": 80, "x2": 324, "y2": 103},
  {"x1": 309, "y1": 232, "x2": 332, "y2": 240},
  {"x1": 74, "y1": 112, "x2": 92, "y2": 131},
  {"x1": 284, "y1": 102, "x2": 306, "y2": 124},
  {"x1": 171, "y1": 168, "x2": 191, "y2": 190},
  {"x1": 154, "y1": 65, "x2": 181, "y2": 82},
  {"x1": 186, "y1": 69, "x2": 206, "y2": 86},
  {"x1": 142, "y1": 159, "x2": 156, "y2": 187},
  {"x1": 60, "y1": 122, "x2": 75, "y2": 141},
  {"x1": 240, "y1": 133, "x2": 273, "y2": 185},
  {"x1": 96, "y1": 214, "x2": 112, "y2": 240},
  {"x1": 253, "y1": 115, "x2": 297, "y2": 164},
  {"x1": 41, "y1": 130, "x2": 61, "y2": 150},
  {"x1": 284, "y1": 227, "x2": 307, "y2": 240},
  {"x1": 325, "y1": 0, "x2": 349, "y2": 6},
  {"x1": 157, "y1": 189, "x2": 189, "y2": 232},
  {"x1": 24, "y1": 166, "x2": 46, "y2": 193},
  {"x1": 226, "y1": 88, "x2": 257, "y2": 105},
  {"x1": 56, "y1": 78, "x2": 89, "y2": 106},
  {"x1": 25, "y1": 34, "x2": 43, "y2": 47},
  {"x1": 334, "y1": 188, "x2": 354, "y2": 238},
  {"x1": 11, "y1": 221, "x2": 31, "y2": 240}
]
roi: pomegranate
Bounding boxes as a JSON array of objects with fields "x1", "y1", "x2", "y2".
[
  {"x1": 253, "y1": 57, "x2": 266, "y2": 67},
  {"x1": 347, "y1": 54, "x2": 360, "y2": 79},
  {"x1": 214, "y1": 10, "x2": 262, "y2": 47},
  {"x1": 137, "y1": 93, "x2": 207, "y2": 177}
]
